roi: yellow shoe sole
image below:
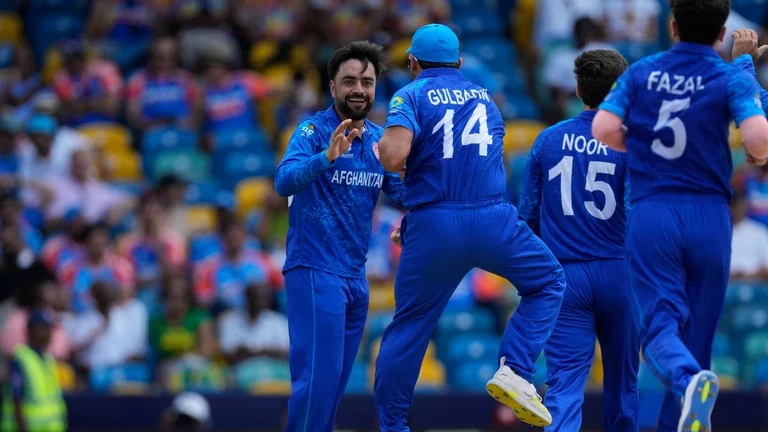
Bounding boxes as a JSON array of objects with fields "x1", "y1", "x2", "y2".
[{"x1": 486, "y1": 381, "x2": 552, "y2": 428}]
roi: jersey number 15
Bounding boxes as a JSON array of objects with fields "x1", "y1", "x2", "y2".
[
  {"x1": 549, "y1": 156, "x2": 617, "y2": 220},
  {"x1": 433, "y1": 103, "x2": 493, "y2": 159}
]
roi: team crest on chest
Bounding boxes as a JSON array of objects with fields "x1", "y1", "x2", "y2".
[{"x1": 373, "y1": 142, "x2": 380, "y2": 160}]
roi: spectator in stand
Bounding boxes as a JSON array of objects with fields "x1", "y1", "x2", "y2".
[
  {"x1": 198, "y1": 50, "x2": 272, "y2": 148},
  {"x1": 126, "y1": 35, "x2": 202, "y2": 135},
  {"x1": 1, "y1": 275, "x2": 70, "y2": 361},
  {"x1": 85, "y1": 0, "x2": 155, "y2": 71},
  {"x1": 63, "y1": 281, "x2": 147, "y2": 373},
  {"x1": 41, "y1": 209, "x2": 88, "y2": 280},
  {"x1": 0, "y1": 113, "x2": 20, "y2": 189},
  {"x1": 544, "y1": 17, "x2": 615, "y2": 121},
  {"x1": 0, "y1": 224, "x2": 42, "y2": 304},
  {"x1": 59, "y1": 223, "x2": 135, "y2": 314},
  {"x1": 0, "y1": 192, "x2": 43, "y2": 255},
  {"x1": 365, "y1": 203, "x2": 404, "y2": 284},
  {"x1": 731, "y1": 190, "x2": 768, "y2": 282},
  {"x1": 604, "y1": 0, "x2": 661, "y2": 43},
  {"x1": 217, "y1": 282, "x2": 289, "y2": 366},
  {"x1": 149, "y1": 274, "x2": 215, "y2": 371},
  {"x1": 193, "y1": 218, "x2": 281, "y2": 312},
  {"x1": 43, "y1": 149, "x2": 135, "y2": 230},
  {"x1": 118, "y1": 190, "x2": 186, "y2": 304},
  {"x1": 53, "y1": 41, "x2": 124, "y2": 127},
  {"x1": 0, "y1": 46, "x2": 49, "y2": 126},
  {"x1": 740, "y1": 163, "x2": 768, "y2": 227},
  {"x1": 156, "y1": 175, "x2": 191, "y2": 239}
]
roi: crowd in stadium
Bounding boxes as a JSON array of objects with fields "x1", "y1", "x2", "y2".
[{"x1": 0, "y1": 0, "x2": 767, "y2": 399}]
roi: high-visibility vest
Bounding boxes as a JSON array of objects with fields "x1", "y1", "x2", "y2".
[{"x1": 1, "y1": 345, "x2": 67, "y2": 432}]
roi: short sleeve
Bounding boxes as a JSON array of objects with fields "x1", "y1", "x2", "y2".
[
  {"x1": 385, "y1": 88, "x2": 421, "y2": 136},
  {"x1": 728, "y1": 68, "x2": 765, "y2": 127},
  {"x1": 599, "y1": 68, "x2": 635, "y2": 121}
]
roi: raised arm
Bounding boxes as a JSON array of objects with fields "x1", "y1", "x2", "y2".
[
  {"x1": 274, "y1": 119, "x2": 358, "y2": 197},
  {"x1": 379, "y1": 91, "x2": 421, "y2": 173},
  {"x1": 594, "y1": 69, "x2": 634, "y2": 152}
]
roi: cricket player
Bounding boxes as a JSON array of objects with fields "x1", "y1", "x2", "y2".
[
  {"x1": 733, "y1": 29, "x2": 768, "y2": 121},
  {"x1": 592, "y1": 0, "x2": 768, "y2": 430},
  {"x1": 373, "y1": 23, "x2": 566, "y2": 430},
  {"x1": 519, "y1": 49, "x2": 639, "y2": 432},
  {"x1": 274, "y1": 41, "x2": 405, "y2": 432}
]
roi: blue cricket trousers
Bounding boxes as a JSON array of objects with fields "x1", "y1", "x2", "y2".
[
  {"x1": 543, "y1": 259, "x2": 640, "y2": 432},
  {"x1": 373, "y1": 200, "x2": 566, "y2": 432},
  {"x1": 626, "y1": 200, "x2": 730, "y2": 432},
  {"x1": 284, "y1": 267, "x2": 369, "y2": 432}
]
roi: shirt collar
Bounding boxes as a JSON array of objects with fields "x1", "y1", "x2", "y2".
[
  {"x1": 670, "y1": 42, "x2": 719, "y2": 58},
  {"x1": 576, "y1": 110, "x2": 597, "y2": 121},
  {"x1": 323, "y1": 105, "x2": 368, "y2": 136},
  {"x1": 417, "y1": 68, "x2": 463, "y2": 80}
]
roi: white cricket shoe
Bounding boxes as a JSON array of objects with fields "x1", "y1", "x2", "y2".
[{"x1": 486, "y1": 357, "x2": 552, "y2": 427}]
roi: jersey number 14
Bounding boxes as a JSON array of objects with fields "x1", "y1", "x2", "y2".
[{"x1": 433, "y1": 103, "x2": 493, "y2": 159}]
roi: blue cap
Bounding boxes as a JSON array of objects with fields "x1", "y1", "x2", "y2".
[
  {"x1": 407, "y1": 24, "x2": 460, "y2": 64},
  {"x1": 28, "y1": 308, "x2": 55, "y2": 327},
  {"x1": 26, "y1": 114, "x2": 58, "y2": 136}
]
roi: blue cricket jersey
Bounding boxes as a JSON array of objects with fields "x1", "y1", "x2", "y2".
[
  {"x1": 735, "y1": 55, "x2": 768, "y2": 117},
  {"x1": 275, "y1": 106, "x2": 405, "y2": 278},
  {"x1": 519, "y1": 110, "x2": 629, "y2": 263},
  {"x1": 385, "y1": 68, "x2": 506, "y2": 209},
  {"x1": 599, "y1": 43, "x2": 765, "y2": 204}
]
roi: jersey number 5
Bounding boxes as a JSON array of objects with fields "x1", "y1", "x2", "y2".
[
  {"x1": 433, "y1": 103, "x2": 493, "y2": 159},
  {"x1": 549, "y1": 156, "x2": 617, "y2": 220},
  {"x1": 652, "y1": 97, "x2": 690, "y2": 160}
]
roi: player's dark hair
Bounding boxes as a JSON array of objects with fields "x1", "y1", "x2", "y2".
[
  {"x1": 670, "y1": 0, "x2": 730, "y2": 45},
  {"x1": 574, "y1": 50, "x2": 629, "y2": 109},
  {"x1": 327, "y1": 41, "x2": 387, "y2": 81}
]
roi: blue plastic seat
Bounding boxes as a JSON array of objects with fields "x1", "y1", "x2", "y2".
[
  {"x1": 90, "y1": 364, "x2": 151, "y2": 393},
  {"x1": 185, "y1": 181, "x2": 225, "y2": 206},
  {"x1": 213, "y1": 127, "x2": 269, "y2": 153},
  {"x1": 443, "y1": 333, "x2": 501, "y2": 367},
  {"x1": 712, "y1": 332, "x2": 731, "y2": 357},
  {"x1": 142, "y1": 127, "x2": 199, "y2": 156},
  {"x1": 463, "y1": 38, "x2": 517, "y2": 69},
  {"x1": 345, "y1": 362, "x2": 369, "y2": 394},
  {"x1": 150, "y1": 149, "x2": 211, "y2": 183},
  {"x1": 367, "y1": 312, "x2": 395, "y2": 344},
  {"x1": 31, "y1": 14, "x2": 84, "y2": 59},
  {"x1": 453, "y1": 11, "x2": 504, "y2": 38},
  {"x1": 0, "y1": 44, "x2": 13, "y2": 69},
  {"x1": 234, "y1": 358, "x2": 290, "y2": 390},
  {"x1": 532, "y1": 353, "x2": 547, "y2": 388},
  {"x1": 638, "y1": 362, "x2": 663, "y2": 391},
  {"x1": 437, "y1": 308, "x2": 496, "y2": 337},
  {"x1": 753, "y1": 357, "x2": 768, "y2": 387},
  {"x1": 503, "y1": 93, "x2": 541, "y2": 121},
  {"x1": 451, "y1": 360, "x2": 498, "y2": 392},
  {"x1": 214, "y1": 150, "x2": 275, "y2": 190},
  {"x1": 29, "y1": 0, "x2": 90, "y2": 16},
  {"x1": 449, "y1": 0, "x2": 498, "y2": 13},
  {"x1": 732, "y1": 0, "x2": 768, "y2": 28}
]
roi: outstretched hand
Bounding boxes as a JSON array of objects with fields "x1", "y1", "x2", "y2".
[
  {"x1": 732, "y1": 29, "x2": 768, "y2": 64},
  {"x1": 326, "y1": 119, "x2": 359, "y2": 162}
]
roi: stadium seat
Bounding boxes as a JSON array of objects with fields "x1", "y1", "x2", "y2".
[
  {"x1": 416, "y1": 359, "x2": 447, "y2": 391},
  {"x1": 263, "y1": 64, "x2": 294, "y2": 90},
  {"x1": 249, "y1": 39, "x2": 280, "y2": 72},
  {"x1": 443, "y1": 333, "x2": 501, "y2": 367},
  {"x1": 728, "y1": 304, "x2": 768, "y2": 335},
  {"x1": 185, "y1": 181, "x2": 224, "y2": 206},
  {"x1": 90, "y1": 364, "x2": 151, "y2": 393},
  {"x1": 79, "y1": 123, "x2": 131, "y2": 152},
  {"x1": 345, "y1": 362, "x2": 369, "y2": 394},
  {"x1": 185, "y1": 206, "x2": 218, "y2": 234},
  {"x1": 0, "y1": 43, "x2": 14, "y2": 69},
  {"x1": 110, "y1": 181, "x2": 145, "y2": 197},
  {"x1": 711, "y1": 355, "x2": 740, "y2": 390},
  {"x1": 102, "y1": 149, "x2": 142, "y2": 182},
  {"x1": 437, "y1": 308, "x2": 496, "y2": 336},
  {"x1": 368, "y1": 283, "x2": 395, "y2": 311},
  {"x1": 151, "y1": 149, "x2": 211, "y2": 182},
  {"x1": 451, "y1": 360, "x2": 498, "y2": 392},
  {"x1": 279, "y1": 124, "x2": 297, "y2": 155},
  {"x1": 588, "y1": 343, "x2": 604, "y2": 389},
  {"x1": 732, "y1": 0, "x2": 768, "y2": 29},
  {"x1": 453, "y1": 11, "x2": 504, "y2": 39},
  {"x1": 250, "y1": 380, "x2": 292, "y2": 395},
  {"x1": 30, "y1": 14, "x2": 84, "y2": 59},
  {"x1": 753, "y1": 357, "x2": 768, "y2": 390},
  {"x1": 235, "y1": 177, "x2": 273, "y2": 219},
  {"x1": 213, "y1": 127, "x2": 269, "y2": 153},
  {"x1": 463, "y1": 38, "x2": 517, "y2": 70},
  {"x1": 638, "y1": 362, "x2": 663, "y2": 391},
  {"x1": 142, "y1": 127, "x2": 198, "y2": 156},
  {"x1": 504, "y1": 120, "x2": 546, "y2": 153},
  {"x1": 504, "y1": 93, "x2": 541, "y2": 121},
  {"x1": 28, "y1": 0, "x2": 90, "y2": 16},
  {"x1": 166, "y1": 360, "x2": 228, "y2": 393},
  {"x1": 713, "y1": 332, "x2": 731, "y2": 357},
  {"x1": 0, "y1": 12, "x2": 23, "y2": 45},
  {"x1": 388, "y1": 38, "x2": 412, "y2": 69},
  {"x1": 743, "y1": 331, "x2": 768, "y2": 363},
  {"x1": 56, "y1": 362, "x2": 76, "y2": 392},
  {"x1": 532, "y1": 353, "x2": 547, "y2": 388},
  {"x1": 234, "y1": 358, "x2": 291, "y2": 390},
  {"x1": 449, "y1": 0, "x2": 498, "y2": 13},
  {"x1": 215, "y1": 150, "x2": 274, "y2": 190},
  {"x1": 367, "y1": 312, "x2": 394, "y2": 347}
]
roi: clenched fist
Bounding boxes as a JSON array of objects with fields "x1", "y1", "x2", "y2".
[
  {"x1": 390, "y1": 227, "x2": 402, "y2": 247},
  {"x1": 326, "y1": 119, "x2": 359, "y2": 162},
  {"x1": 732, "y1": 28, "x2": 768, "y2": 64}
]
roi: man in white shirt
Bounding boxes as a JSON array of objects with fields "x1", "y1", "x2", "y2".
[
  {"x1": 731, "y1": 190, "x2": 768, "y2": 282},
  {"x1": 217, "y1": 283, "x2": 289, "y2": 366}
]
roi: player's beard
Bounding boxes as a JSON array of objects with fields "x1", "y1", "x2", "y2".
[{"x1": 336, "y1": 94, "x2": 372, "y2": 121}]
